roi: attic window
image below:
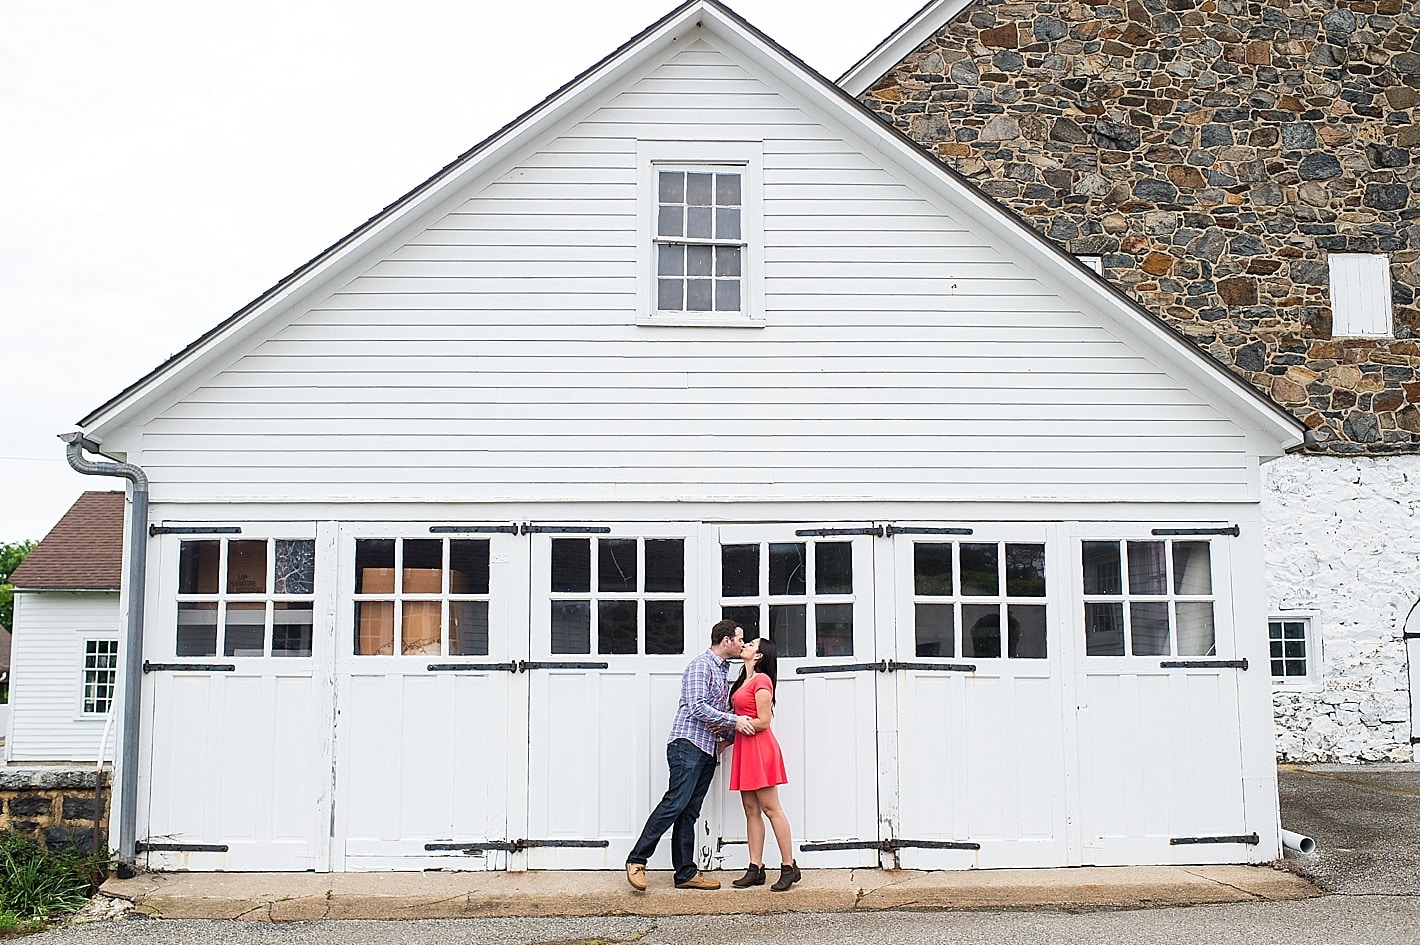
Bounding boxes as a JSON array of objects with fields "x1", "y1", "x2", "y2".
[{"x1": 656, "y1": 169, "x2": 743, "y2": 313}]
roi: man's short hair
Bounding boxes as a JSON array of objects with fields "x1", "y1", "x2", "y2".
[{"x1": 710, "y1": 619, "x2": 742, "y2": 646}]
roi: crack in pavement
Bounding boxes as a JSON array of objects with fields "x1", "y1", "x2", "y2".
[{"x1": 1179, "y1": 867, "x2": 1267, "y2": 900}]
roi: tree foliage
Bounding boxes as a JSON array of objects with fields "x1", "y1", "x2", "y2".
[{"x1": 0, "y1": 540, "x2": 37, "y2": 631}]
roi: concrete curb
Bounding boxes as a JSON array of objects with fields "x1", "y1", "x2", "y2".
[{"x1": 100, "y1": 865, "x2": 1322, "y2": 921}]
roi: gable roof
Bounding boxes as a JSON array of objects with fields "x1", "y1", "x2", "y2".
[
  {"x1": 837, "y1": 0, "x2": 970, "y2": 96},
  {"x1": 77, "y1": 0, "x2": 1302, "y2": 456},
  {"x1": 10, "y1": 491, "x2": 125, "y2": 591}
]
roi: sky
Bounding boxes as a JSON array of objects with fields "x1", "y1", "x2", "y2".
[{"x1": 1, "y1": 0, "x2": 927, "y2": 544}]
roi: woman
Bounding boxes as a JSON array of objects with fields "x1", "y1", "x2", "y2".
[{"x1": 727, "y1": 637, "x2": 800, "y2": 891}]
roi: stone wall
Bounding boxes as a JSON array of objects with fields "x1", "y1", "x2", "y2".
[
  {"x1": 862, "y1": 0, "x2": 1420, "y2": 451},
  {"x1": 0, "y1": 767, "x2": 110, "y2": 855},
  {"x1": 1263, "y1": 454, "x2": 1418, "y2": 761}
]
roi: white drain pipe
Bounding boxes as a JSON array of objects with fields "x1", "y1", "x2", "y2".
[{"x1": 1281, "y1": 829, "x2": 1316, "y2": 855}]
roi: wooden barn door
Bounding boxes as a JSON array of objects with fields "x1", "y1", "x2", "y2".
[{"x1": 1070, "y1": 527, "x2": 1252, "y2": 865}]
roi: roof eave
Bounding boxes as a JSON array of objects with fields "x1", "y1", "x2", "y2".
[{"x1": 837, "y1": 0, "x2": 970, "y2": 96}]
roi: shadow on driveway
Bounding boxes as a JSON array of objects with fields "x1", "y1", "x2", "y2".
[{"x1": 1278, "y1": 763, "x2": 1420, "y2": 896}]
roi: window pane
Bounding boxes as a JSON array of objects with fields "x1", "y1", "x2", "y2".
[
  {"x1": 714, "y1": 279, "x2": 740, "y2": 312},
  {"x1": 715, "y1": 173, "x2": 741, "y2": 205},
  {"x1": 1005, "y1": 544, "x2": 1045, "y2": 597},
  {"x1": 1173, "y1": 542, "x2": 1213, "y2": 594},
  {"x1": 914, "y1": 543, "x2": 953, "y2": 596},
  {"x1": 658, "y1": 243, "x2": 684, "y2": 276},
  {"x1": 721, "y1": 544, "x2": 759, "y2": 597},
  {"x1": 687, "y1": 244, "x2": 713, "y2": 277},
  {"x1": 962, "y1": 603, "x2": 1002, "y2": 658},
  {"x1": 1127, "y1": 541, "x2": 1167, "y2": 595},
  {"x1": 658, "y1": 170, "x2": 685, "y2": 203},
  {"x1": 599, "y1": 538, "x2": 638, "y2": 593},
  {"x1": 1175, "y1": 601, "x2": 1216, "y2": 656},
  {"x1": 449, "y1": 540, "x2": 490, "y2": 595},
  {"x1": 1271, "y1": 656, "x2": 1286, "y2": 676},
  {"x1": 645, "y1": 539, "x2": 684, "y2": 593},
  {"x1": 551, "y1": 539, "x2": 590, "y2": 592},
  {"x1": 769, "y1": 604, "x2": 807, "y2": 658},
  {"x1": 402, "y1": 601, "x2": 442, "y2": 655},
  {"x1": 1085, "y1": 601, "x2": 1124, "y2": 655},
  {"x1": 716, "y1": 245, "x2": 741, "y2": 276},
  {"x1": 227, "y1": 540, "x2": 267, "y2": 595},
  {"x1": 959, "y1": 544, "x2": 999, "y2": 596},
  {"x1": 179, "y1": 540, "x2": 220, "y2": 595},
  {"x1": 176, "y1": 602, "x2": 218, "y2": 657},
  {"x1": 721, "y1": 605, "x2": 760, "y2": 638},
  {"x1": 597, "y1": 600, "x2": 638, "y2": 655},
  {"x1": 355, "y1": 539, "x2": 396, "y2": 593},
  {"x1": 658, "y1": 205, "x2": 683, "y2": 238},
  {"x1": 1284, "y1": 639, "x2": 1305, "y2": 658},
  {"x1": 658, "y1": 278, "x2": 683, "y2": 311},
  {"x1": 403, "y1": 538, "x2": 442, "y2": 573},
  {"x1": 686, "y1": 278, "x2": 712, "y2": 311},
  {"x1": 769, "y1": 543, "x2": 807, "y2": 596},
  {"x1": 1008, "y1": 604, "x2": 1047, "y2": 659},
  {"x1": 815, "y1": 542, "x2": 853, "y2": 594},
  {"x1": 914, "y1": 604, "x2": 955, "y2": 657},
  {"x1": 1082, "y1": 541, "x2": 1121, "y2": 595},
  {"x1": 273, "y1": 602, "x2": 314, "y2": 657},
  {"x1": 450, "y1": 601, "x2": 489, "y2": 656},
  {"x1": 224, "y1": 602, "x2": 266, "y2": 657},
  {"x1": 1130, "y1": 601, "x2": 1170, "y2": 656},
  {"x1": 686, "y1": 172, "x2": 713, "y2": 205},
  {"x1": 715, "y1": 207, "x2": 741, "y2": 240},
  {"x1": 687, "y1": 206, "x2": 713, "y2": 239},
  {"x1": 551, "y1": 601, "x2": 591, "y2": 654},
  {"x1": 274, "y1": 540, "x2": 315, "y2": 595},
  {"x1": 646, "y1": 601, "x2": 684, "y2": 654},
  {"x1": 816, "y1": 603, "x2": 853, "y2": 657},
  {"x1": 355, "y1": 600, "x2": 394, "y2": 655}
]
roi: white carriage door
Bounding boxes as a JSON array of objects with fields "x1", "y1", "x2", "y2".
[
  {"x1": 713, "y1": 525, "x2": 879, "y2": 869},
  {"x1": 333, "y1": 527, "x2": 519, "y2": 871},
  {"x1": 142, "y1": 531, "x2": 325, "y2": 871},
  {"x1": 525, "y1": 525, "x2": 699, "y2": 869},
  {"x1": 1072, "y1": 528, "x2": 1251, "y2": 864},
  {"x1": 890, "y1": 526, "x2": 1069, "y2": 869}
]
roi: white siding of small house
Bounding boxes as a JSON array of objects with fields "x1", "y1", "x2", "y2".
[
  {"x1": 8, "y1": 592, "x2": 119, "y2": 763},
  {"x1": 115, "y1": 37, "x2": 1264, "y2": 512}
]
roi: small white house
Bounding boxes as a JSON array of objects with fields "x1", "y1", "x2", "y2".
[
  {"x1": 71, "y1": 0, "x2": 1302, "y2": 873},
  {"x1": 7, "y1": 491, "x2": 124, "y2": 763}
]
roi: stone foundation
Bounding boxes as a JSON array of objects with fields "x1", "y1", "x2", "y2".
[{"x1": 0, "y1": 767, "x2": 110, "y2": 855}]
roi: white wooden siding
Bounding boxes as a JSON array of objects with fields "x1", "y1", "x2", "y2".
[
  {"x1": 8, "y1": 593, "x2": 119, "y2": 763},
  {"x1": 134, "y1": 36, "x2": 1255, "y2": 507}
]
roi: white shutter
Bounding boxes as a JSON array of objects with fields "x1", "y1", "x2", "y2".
[{"x1": 1329, "y1": 253, "x2": 1393, "y2": 337}]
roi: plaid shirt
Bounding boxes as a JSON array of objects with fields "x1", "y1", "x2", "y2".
[{"x1": 667, "y1": 649, "x2": 739, "y2": 756}]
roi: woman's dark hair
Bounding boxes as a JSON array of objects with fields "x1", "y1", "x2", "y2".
[{"x1": 730, "y1": 637, "x2": 778, "y2": 706}]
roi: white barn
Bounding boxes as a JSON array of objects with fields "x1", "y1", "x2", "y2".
[{"x1": 70, "y1": 0, "x2": 1303, "y2": 873}]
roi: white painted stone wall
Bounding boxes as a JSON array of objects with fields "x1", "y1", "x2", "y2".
[{"x1": 1262, "y1": 454, "x2": 1420, "y2": 762}]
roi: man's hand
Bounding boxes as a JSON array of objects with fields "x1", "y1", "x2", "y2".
[{"x1": 735, "y1": 715, "x2": 757, "y2": 736}]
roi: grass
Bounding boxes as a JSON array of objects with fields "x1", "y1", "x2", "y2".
[{"x1": 0, "y1": 832, "x2": 107, "y2": 927}]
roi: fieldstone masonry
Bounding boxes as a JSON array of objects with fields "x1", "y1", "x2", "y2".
[
  {"x1": 0, "y1": 767, "x2": 110, "y2": 855},
  {"x1": 862, "y1": 0, "x2": 1420, "y2": 452}
]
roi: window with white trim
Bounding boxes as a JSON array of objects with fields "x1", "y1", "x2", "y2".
[
  {"x1": 82, "y1": 639, "x2": 118, "y2": 714},
  {"x1": 1329, "y1": 253, "x2": 1394, "y2": 337},
  {"x1": 655, "y1": 167, "x2": 743, "y2": 314},
  {"x1": 1268, "y1": 614, "x2": 1320, "y2": 686},
  {"x1": 1078, "y1": 255, "x2": 1104, "y2": 275},
  {"x1": 1081, "y1": 539, "x2": 1217, "y2": 657}
]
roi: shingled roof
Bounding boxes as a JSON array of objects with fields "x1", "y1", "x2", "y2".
[{"x1": 10, "y1": 491, "x2": 125, "y2": 591}]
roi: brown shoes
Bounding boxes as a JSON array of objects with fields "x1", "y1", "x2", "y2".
[
  {"x1": 625, "y1": 863, "x2": 647, "y2": 891},
  {"x1": 732, "y1": 863, "x2": 766, "y2": 887},
  {"x1": 771, "y1": 861, "x2": 801, "y2": 892},
  {"x1": 674, "y1": 871, "x2": 721, "y2": 890}
]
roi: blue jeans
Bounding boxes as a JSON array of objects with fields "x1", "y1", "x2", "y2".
[{"x1": 626, "y1": 738, "x2": 719, "y2": 883}]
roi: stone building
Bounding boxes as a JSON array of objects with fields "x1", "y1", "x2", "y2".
[{"x1": 845, "y1": 0, "x2": 1420, "y2": 760}]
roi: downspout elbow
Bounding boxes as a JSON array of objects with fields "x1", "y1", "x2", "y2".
[{"x1": 61, "y1": 433, "x2": 148, "y2": 492}]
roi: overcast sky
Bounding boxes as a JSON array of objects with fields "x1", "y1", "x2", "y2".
[{"x1": 1, "y1": 0, "x2": 925, "y2": 544}]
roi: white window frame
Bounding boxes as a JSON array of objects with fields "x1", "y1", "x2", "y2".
[
  {"x1": 1077, "y1": 255, "x2": 1104, "y2": 275},
  {"x1": 1329, "y1": 253, "x2": 1394, "y2": 338},
  {"x1": 637, "y1": 140, "x2": 764, "y2": 327},
  {"x1": 79, "y1": 637, "x2": 119, "y2": 716},
  {"x1": 1268, "y1": 610, "x2": 1322, "y2": 689}
]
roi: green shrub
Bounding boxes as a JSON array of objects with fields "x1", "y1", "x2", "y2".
[{"x1": 0, "y1": 832, "x2": 106, "y2": 919}]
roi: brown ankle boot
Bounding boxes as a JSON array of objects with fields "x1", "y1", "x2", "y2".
[
  {"x1": 732, "y1": 863, "x2": 766, "y2": 887},
  {"x1": 771, "y1": 861, "x2": 801, "y2": 892}
]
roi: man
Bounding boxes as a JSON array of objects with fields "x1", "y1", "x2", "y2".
[{"x1": 625, "y1": 619, "x2": 757, "y2": 891}]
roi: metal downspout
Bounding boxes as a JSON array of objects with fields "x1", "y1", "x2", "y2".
[{"x1": 61, "y1": 432, "x2": 147, "y2": 874}]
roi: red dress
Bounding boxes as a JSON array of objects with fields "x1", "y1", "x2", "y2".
[{"x1": 729, "y1": 674, "x2": 788, "y2": 791}]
